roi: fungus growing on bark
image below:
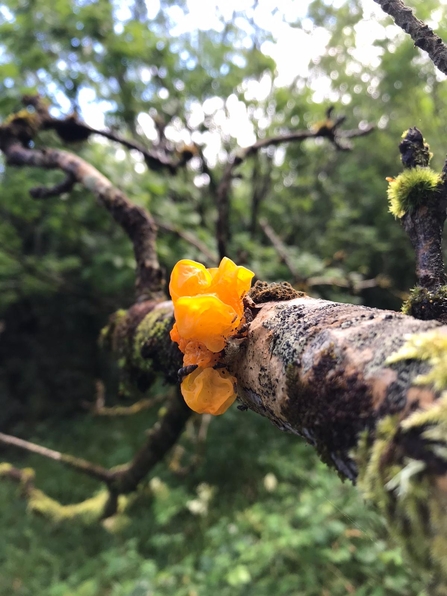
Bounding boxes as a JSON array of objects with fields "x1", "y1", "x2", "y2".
[{"x1": 169, "y1": 258, "x2": 254, "y2": 415}]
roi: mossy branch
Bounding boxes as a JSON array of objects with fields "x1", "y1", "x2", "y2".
[
  {"x1": 0, "y1": 464, "x2": 128, "y2": 524},
  {"x1": 387, "y1": 128, "x2": 447, "y2": 321}
]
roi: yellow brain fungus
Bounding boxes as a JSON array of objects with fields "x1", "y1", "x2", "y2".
[{"x1": 170, "y1": 257, "x2": 255, "y2": 415}]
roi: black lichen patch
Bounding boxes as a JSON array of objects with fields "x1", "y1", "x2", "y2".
[
  {"x1": 402, "y1": 286, "x2": 447, "y2": 323},
  {"x1": 249, "y1": 280, "x2": 305, "y2": 304},
  {"x1": 262, "y1": 302, "x2": 375, "y2": 479},
  {"x1": 263, "y1": 301, "x2": 441, "y2": 481}
]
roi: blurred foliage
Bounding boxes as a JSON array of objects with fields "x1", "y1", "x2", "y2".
[
  {"x1": 0, "y1": 0, "x2": 446, "y2": 593},
  {"x1": 0, "y1": 409, "x2": 426, "y2": 595}
]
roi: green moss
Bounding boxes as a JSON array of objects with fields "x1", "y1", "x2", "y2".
[
  {"x1": 356, "y1": 413, "x2": 442, "y2": 585},
  {"x1": 387, "y1": 167, "x2": 441, "y2": 218},
  {"x1": 354, "y1": 331, "x2": 447, "y2": 591},
  {"x1": 402, "y1": 286, "x2": 447, "y2": 322},
  {"x1": 28, "y1": 488, "x2": 129, "y2": 524},
  {"x1": 3, "y1": 108, "x2": 40, "y2": 131},
  {"x1": 0, "y1": 463, "x2": 13, "y2": 475},
  {"x1": 132, "y1": 307, "x2": 173, "y2": 371},
  {"x1": 386, "y1": 329, "x2": 447, "y2": 392}
]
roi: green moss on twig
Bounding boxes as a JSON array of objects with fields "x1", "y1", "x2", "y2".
[
  {"x1": 387, "y1": 167, "x2": 441, "y2": 218},
  {"x1": 402, "y1": 286, "x2": 447, "y2": 322}
]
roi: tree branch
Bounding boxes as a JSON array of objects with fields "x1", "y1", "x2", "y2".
[
  {"x1": 0, "y1": 141, "x2": 164, "y2": 301},
  {"x1": 259, "y1": 218, "x2": 305, "y2": 283},
  {"x1": 109, "y1": 389, "x2": 192, "y2": 494},
  {"x1": 155, "y1": 218, "x2": 218, "y2": 266},
  {"x1": 374, "y1": 0, "x2": 447, "y2": 77},
  {"x1": 29, "y1": 172, "x2": 77, "y2": 199},
  {"x1": 214, "y1": 112, "x2": 374, "y2": 259},
  {"x1": 0, "y1": 432, "x2": 113, "y2": 484},
  {"x1": 22, "y1": 94, "x2": 183, "y2": 174}
]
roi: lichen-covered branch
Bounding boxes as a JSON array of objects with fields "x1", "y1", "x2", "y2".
[
  {"x1": 100, "y1": 285, "x2": 447, "y2": 588},
  {"x1": 374, "y1": 0, "x2": 447, "y2": 77},
  {"x1": 223, "y1": 294, "x2": 447, "y2": 589}
]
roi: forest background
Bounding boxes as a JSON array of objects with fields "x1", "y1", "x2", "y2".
[{"x1": 0, "y1": 0, "x2": 446, "y2": 594}]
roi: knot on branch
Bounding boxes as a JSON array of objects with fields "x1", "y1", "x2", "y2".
[{"x1": 399, "y1": 127, "x2": 432, "y2": 168}]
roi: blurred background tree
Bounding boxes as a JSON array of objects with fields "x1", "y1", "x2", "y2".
[{"x1": 0, "y1": 0, "x2": 446, "y2": 593}]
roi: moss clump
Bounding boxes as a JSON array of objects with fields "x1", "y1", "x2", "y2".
[
  {"x1": 386, "y1": 329, "x2": 447, "y2": 392},
  {"x1": 133, "y1": 306, "x2": 174, "y2": 371},
  {"x1": 356, "y1": 408, "x2": 447, "y2": 588},
  {"x1": 1, "y1": 108, "x2": 41, "y2": 146},
  {"x1": 402, "y1": 286, "x2": 447, "y2": 322},
  {"x1": 28, "y1": 488, "x2": 130, "y2": 525},
  {"x1": 135, "y1": 307, "x2": 181, "y2": 385},
  {"x1": 387, "y1": 167, "x2": 441, "y2": 218},
  {"x1": 249, "y1": 281, "x2": 304, "y2": 304}
]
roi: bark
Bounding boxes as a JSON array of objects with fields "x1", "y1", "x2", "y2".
[
  {"x1": 374, "y1": 0, "x2": 447, "y2": 78},
  {"x1": 227, "y1": 296, "x2": 440, "y2": 478},
  {"x1": 222, "y1": 294, "x2": 447, "y2": 589}
]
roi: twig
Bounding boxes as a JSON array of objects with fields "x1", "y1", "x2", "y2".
[
  {"x1": 30, "y1": 172, "x2": 76, "y2": 199},
  {"x1": 169, "y1": 414, "x2": 213, "y2": 476},
  {"x1": 374, "y1": 0, "x2": 447, "y2": 77},
  {"x1": 155, "y1": 219, "x2": 218, "y2": 265},
  {"x1": 214, "y1": 111, "x2": 374, "y2": 259},
  {"x1": 260, "y1": 218, "x2": 385, "y2": 292},
  {"x1": 259, "y1": 218, "x2": 304, "y2": 283},
  {"x1": 110, "y1": 389, "x2": 192, "y2": 494},
  {"x1": 399, "y1": 128, "x2": 447, "y2": 290},
  {"x1": 84, "y1": 396, "x2": 164, "y2": 416},
  {"x1": 0, "y1": 390, "x2": 191, "y2": 516},
  {"x1": 250, "y1": 157, "x2": 272, "y2": 236},
  {"x1": 307, "y1": 275, "x2": 386, "y2": 292},
  {"x1": 0, "y1": 432, "x2": 113, "y2": 484},
  {"x1": 22, "y1": 95, "x2": 181, "y2": 174}
]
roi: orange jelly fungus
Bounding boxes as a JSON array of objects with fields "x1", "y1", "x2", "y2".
[
  {"x1": 181, "y1": 367, "x2": 236, "y2": 415},
  {"x1": 170, "y1": 257, "x2": 255, "y2": 415}
]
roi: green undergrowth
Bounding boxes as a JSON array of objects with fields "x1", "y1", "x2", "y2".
[{"x1": 0, "y1": 404, "x2": 426, "y2": 596}]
